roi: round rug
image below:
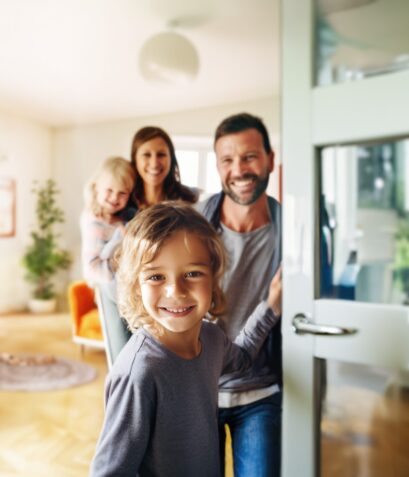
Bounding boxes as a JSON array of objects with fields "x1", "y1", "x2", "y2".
[{"x1": 0, "y1": 353, "x2": 98, "y2": 392}]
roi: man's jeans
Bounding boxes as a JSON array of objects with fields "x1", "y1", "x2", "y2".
[{"x1": 218, "y1": 392, "x2": 282, "y2": 477}]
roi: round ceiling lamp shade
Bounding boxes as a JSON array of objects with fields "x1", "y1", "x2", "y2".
[{"x1": 138, "y1": 31, "x2": 200, "y2": 85}]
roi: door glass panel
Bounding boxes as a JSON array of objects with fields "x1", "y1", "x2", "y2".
[
  {"x1": 319, "y1": 139, "x2": 409, "y2": 304},
  {"x1": 319, "y1": 359, "x2": 409, "y2": 477},
  {"x1": 315, "y1": 0, "x2": 409, "y2": 86}
]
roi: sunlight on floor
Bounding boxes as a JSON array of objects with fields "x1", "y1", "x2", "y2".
[
  {"x1": 0, "y1": 313, "x2": 107, "y2": 477},
  {"x1": 0, "y1": 312, "x2": 236, "y2": 476}
]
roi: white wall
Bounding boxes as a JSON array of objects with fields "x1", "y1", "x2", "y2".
[
  {"x1": 0, "y1": 97, "x2": 280, "y2": 312},
  {"x1": 0, "y1": 112, "x2": 52, "y2": 312},
  {"x1": 53, "y1": 96, "x2": 280, "y2": 281}
]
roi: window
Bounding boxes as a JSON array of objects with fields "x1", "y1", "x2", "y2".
[
  {"x1": 176, "y1": 150, "x2": 199, "y2": 188},
  {"x1": 173, "y1": 136, "x2": 221, "y2": 197}
]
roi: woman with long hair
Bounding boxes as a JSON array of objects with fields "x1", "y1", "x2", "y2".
[
  {"x1": 130, "y1": 126, "x2": 197, "y2": 208},
  {"x1": 85, "y1": 127, "x2": 197, "y2": 289}
]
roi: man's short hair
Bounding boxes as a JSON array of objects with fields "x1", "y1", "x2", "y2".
[{"x1": 214, "y1": 112, "x2": 272, "y2": 154}]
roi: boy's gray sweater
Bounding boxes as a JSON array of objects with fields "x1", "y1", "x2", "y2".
[{"x1": 90, "y1": 302, "x2": 278, "y2": 477}]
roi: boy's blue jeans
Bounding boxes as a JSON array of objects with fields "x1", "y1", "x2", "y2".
[{"x1": 218, "y1": 392, "x2": 282, "y2": 477}]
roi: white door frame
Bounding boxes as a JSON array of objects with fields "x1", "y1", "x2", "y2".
[{"x1": 281, "y1": 1, "x2": 409, "y2": 476}]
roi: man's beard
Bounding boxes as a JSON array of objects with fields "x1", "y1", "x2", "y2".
[{"x1": 222, "y1": 172, "x2": 270, "y2": 206}]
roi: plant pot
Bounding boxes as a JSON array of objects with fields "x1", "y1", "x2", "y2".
[{"x1": 28, "y1": 298, "x2": 57, "y2": 314}]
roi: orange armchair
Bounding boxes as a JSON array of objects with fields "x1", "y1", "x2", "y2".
[{"x1": 68, "y1": 281, "x2": 104, "y2": 352}]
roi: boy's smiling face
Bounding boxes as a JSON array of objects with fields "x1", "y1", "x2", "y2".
[{"x1": 139, "y1": 230, "x2": 213, "y2": 338}]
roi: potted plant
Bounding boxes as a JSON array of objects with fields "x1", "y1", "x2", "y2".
[{"x1": 22, "y1": 179, "x2": 72, "y2": 313}]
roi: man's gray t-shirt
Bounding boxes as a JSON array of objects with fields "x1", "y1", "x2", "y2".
[
  {"x1": 195, "y1": 194, "x2": 281, "y2": 394},
  {"x1": 216, "y1": 222, "x2": 278, "y2": 392},
  {"x1": 219, "y1": 222, "x2": 275, "y2": 340}
]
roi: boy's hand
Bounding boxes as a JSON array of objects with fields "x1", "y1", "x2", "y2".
[{"x1": 267, "y1": 265, "x2": 282, "y2": 316}]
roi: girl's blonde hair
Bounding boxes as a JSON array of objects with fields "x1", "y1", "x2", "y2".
[
  {"x1": 116, "y1": 202, "x2": 226, "y2": 333},
  {"x1": 84, "y1": 156, "x2": 136, "y2": 219}
]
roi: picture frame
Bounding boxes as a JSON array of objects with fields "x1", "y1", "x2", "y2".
[{"x1": 0, "y1": 177, "x2": 16, "y2": 237}]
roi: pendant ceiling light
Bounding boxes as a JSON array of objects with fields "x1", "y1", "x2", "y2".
[{"x1": 138, "y1": 31, "x2": 200, "y2": 85}]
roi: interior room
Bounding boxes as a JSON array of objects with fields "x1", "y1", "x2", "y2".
[
  {"x1": 1, "y1": 0, "x2": 409, "y2": 476},
  {"x1": 0, "y1": 0, "x2": 280, "y2": 315},
  {"x1": 0, "y1": 1, "x2": 279, "y2": 476}
]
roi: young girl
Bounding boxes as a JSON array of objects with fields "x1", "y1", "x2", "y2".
[
  {"x1": 80, "y1": 156, "x2": 136, "y2": 287},
  {"x1": 90, "y1": 202, "x2": 281, "y2": 477}
]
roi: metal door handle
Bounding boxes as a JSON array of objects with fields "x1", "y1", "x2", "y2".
[{"x1": 292, "y1": 313, "x2": 358, "y2": 336}]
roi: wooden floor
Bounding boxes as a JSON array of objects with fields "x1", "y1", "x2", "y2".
[
  {"x1": 321, "y1": 384, "x2": 409, "y2": 477},
  {"x1": 0, "y1": 312, "x2": 107, "y2": 477},
  {"x1": 0, "y1": 312, "x2": 234, "y2": 477},
  {"x1": 5, "y1": 313, "x2": 407, "y2": 477}
]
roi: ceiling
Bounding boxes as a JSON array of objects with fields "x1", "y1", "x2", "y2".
[{"x1": 0, "y1": 0, "x2": 279, "y2": 127}]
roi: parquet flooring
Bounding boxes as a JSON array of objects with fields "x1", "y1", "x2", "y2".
[
  {"x1": 0, "y1": 313, "x2": 107, "y2": 477},
  {"x1": 321, "y1": 383, "x2": 409, "y2": 477},
  {"x1": 7, "y1": 313, "x2": 406, "y2": 477}
]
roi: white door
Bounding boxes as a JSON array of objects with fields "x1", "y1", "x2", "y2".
[{"x1": 281, "y1": 1, "x2": 409, "y2": 476}]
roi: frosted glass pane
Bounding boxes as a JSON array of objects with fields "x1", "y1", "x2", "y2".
[
  {"x1": 315, "y1": 0, "x2": 409, "y2": 86},
  {"x1": 319, "y1": 139, "x2": 409, "y2": 305}
]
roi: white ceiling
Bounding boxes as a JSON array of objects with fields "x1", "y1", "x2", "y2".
[{"x1": 0, "y1": 0, "x2": 279, "y2": 127}]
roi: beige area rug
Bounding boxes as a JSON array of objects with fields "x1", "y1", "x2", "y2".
[{"x1": 0, "y1": 353, "x2": 98, "y2": 391}]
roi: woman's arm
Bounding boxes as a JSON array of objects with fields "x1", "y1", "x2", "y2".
[{"x1": 80, "y1": 213, "x2": 121, "y2": 286}]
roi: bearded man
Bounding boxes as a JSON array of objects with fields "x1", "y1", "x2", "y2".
[{"x1": 197, "y1": 112, "x2": 282, "y2": 477}]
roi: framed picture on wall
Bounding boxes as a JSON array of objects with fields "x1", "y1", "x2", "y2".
[{"x1": 0, "y1": 177, "x2": 16, "y2": 237}]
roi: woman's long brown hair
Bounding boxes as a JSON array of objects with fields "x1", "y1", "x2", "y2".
[{"x1": 130, "y1": 126, "x2": 197, "y2": 207}]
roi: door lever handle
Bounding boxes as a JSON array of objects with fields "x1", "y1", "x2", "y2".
[{"x1": 292, "y1": 313, "x2": 358, "y2": 336}]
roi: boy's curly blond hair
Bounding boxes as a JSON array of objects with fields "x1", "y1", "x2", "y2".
[{"x1": 116, "y1": 202, "x2": 226, "y2": 333}]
